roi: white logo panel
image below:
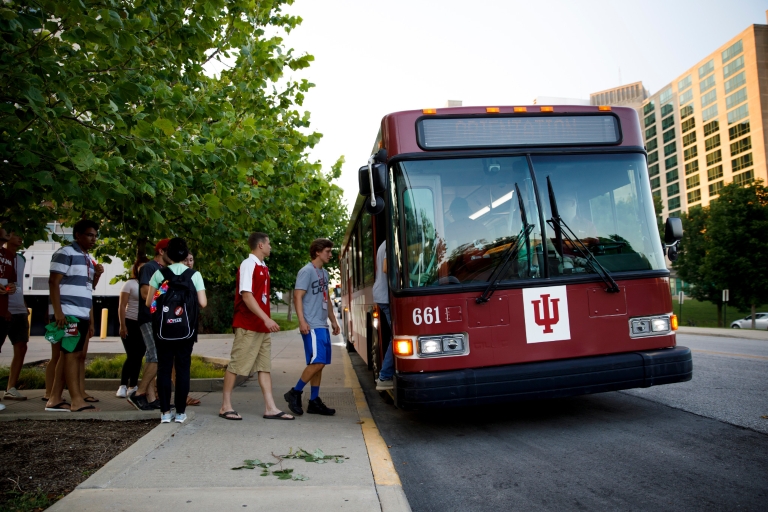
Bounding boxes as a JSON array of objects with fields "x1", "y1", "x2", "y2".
[{"x1": 523, "y1": 286, "x2": 571, "y2": 343}]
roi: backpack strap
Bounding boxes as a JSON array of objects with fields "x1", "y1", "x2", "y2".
[{"x1": 159, "y1": 266, "x2": 175, "y2": 282}]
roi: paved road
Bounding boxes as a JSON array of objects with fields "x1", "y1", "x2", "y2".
[{"x1": 354, "y1": 333, "x2": 768, "y2": 512}]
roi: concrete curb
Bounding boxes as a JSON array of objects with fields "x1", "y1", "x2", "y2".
[
  {"x1": 342, "y1": 348, "x2": 412, "y2": 512},
  {"x1": 677, "y1": 326, "x2": 768, "y2": 341},
  {"x1": 0, "y1": 410, "x2": 159, "y2": 422},
  {"x1": 83, "y1": 375, "x2": 246, "y2": 392}
]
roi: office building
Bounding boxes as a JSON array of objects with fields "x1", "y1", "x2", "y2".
[
  {"x1": 639, "y1": 17, "x2": 768, "y2": 217},
  {"x1": 590, "y1": 82, "x2": 649, "y2": 109}
]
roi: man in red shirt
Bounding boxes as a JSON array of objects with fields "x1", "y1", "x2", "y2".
[{"x1": 219, "y1": 232, "x2": 293, "y2": 421}]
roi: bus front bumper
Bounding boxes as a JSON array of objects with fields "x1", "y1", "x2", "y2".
[{"x1": 393, "y1": 346, "x2": 692, "y2": 410}]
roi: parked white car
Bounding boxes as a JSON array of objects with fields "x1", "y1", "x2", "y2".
[{"x1": 730, "y1": 313, "x2": 768, "y2": 329}]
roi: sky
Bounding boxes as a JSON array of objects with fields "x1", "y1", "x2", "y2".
[{"x1": 273, "y1": 0, "x2": 767, "y2": 211}]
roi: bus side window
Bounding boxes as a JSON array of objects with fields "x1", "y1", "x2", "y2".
[{"x1": 361, "y1": 214, "x2": 375, "y2": 286}]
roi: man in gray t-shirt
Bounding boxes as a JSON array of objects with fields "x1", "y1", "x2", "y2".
[{"x1": 284, "y1": 238, "x2": 340, "y2": 417}]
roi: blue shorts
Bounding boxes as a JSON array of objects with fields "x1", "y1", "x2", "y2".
[{"x1": 302, "y1": 328, "x2": 332, "y2": 365}]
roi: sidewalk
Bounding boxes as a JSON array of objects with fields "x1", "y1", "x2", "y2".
[
  {"x1": 677, "y1": 326, "x2": 768, "y2": 340},
  {"x1": 44, "y1": 330, "x2": 410, "y2": 512}
]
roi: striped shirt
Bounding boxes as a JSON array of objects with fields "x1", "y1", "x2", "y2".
[{"x1": 50, "y1": 242, "x2": 95, "y2": 320}]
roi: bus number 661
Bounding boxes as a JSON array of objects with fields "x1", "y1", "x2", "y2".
[{"x1": 412, "y1": 307, "x2": 442, "y2": 326}]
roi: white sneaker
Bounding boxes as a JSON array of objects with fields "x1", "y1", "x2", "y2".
[
  {"x1": 0, "y1": 403, "x2": 5, "y2": 411},
  {"x1": 4, "y1": 387, "x2": 27, "y2": 400},
  {"x1": 174, "y1": 413, "x2": 187, "y2": 423},
  {"x1": 160, "y1": 411, "x2": 175, "y2": 423},
  {"x1": 127, "y1": 386, "x2": 138, "y2": 396},
  {"x1": 376, "y1": 379, "x2": 394, "y2": 391},
  {"x1": 116, "y1": 385, "x2": 128, "y2": 398}
]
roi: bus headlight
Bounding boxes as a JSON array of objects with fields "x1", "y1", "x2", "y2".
[
  {"x1": 417, "y1": 334, "x2": 467, "y2": 357},
  {"x1": 629, "y1": 315, "x2": 672, "y2": 337}
]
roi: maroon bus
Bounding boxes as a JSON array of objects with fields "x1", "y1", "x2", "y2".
[{"x1": 340, "y1": 105, "x2": 691, "y2": 409}]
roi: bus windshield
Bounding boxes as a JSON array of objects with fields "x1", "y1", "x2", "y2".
[{"x1": 394, "y1": 153, "x2": 665, "y2": 288}]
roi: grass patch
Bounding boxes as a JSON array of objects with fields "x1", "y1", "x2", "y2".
[
  {"x1": 672, "y1": 297, "x2": 765, "y2": 328},
  {"x1": 272, "y1": 311, "x2": 299, "y2": 331},
  {"x1": 0, "y1": 355, "x2": 225, "y2": 389},
  {"x1": 0, "y1": 489, "x2": 62, "y2": 511}
]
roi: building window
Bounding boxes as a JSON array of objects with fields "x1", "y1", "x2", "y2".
[
  {"x1": 679, "y1": 89, "x2": 693, "y2": 106},
  {"x1": 724, "y1": 71, "x2": 746, "y2": 95},
  {"x1": 661, "y1": 103, "x2": 674, "y2": 118},
  {"x1": 733, "y1": 170, "x2": 754, "y2": 186},
  {"x1": 708, "y1": 165, "x2": 723, "y2": 181},
  {"x1": 665, "y1": 155, "x2": 678, "y2": 169},
  {"x1": 685, "y1": 160, "x2": 699, "y2": 175},
  {"x1": 705, "y1": 134, "x2": 720, "y2": 151},
  {"x1": 644, "y1": 113, "x2": 656, "y2": 127},
  {"x1": 646, "y1": 138, "x2": 658, "y2": 151},
  {"x1": 728, "y1": 121, "x2": 749, "y2": 140},
  {"x1": 649, "y1": 164, "x2": 659, "y2": 177},
  {"x1": 682, "y1": 118, "x2": 695, "y2": 133},
  {"x1": 653, "y1": 189, "x2": 661, "y2": 200},
  {"x1": 709, "y1": 180, "x2": 724, "y2": 196},
  {"x1": 661, "y1": 128, "x2": 674, "y2": 143},
  {"x1": 648, "y1": 151, "x2": 658, "y2": 164},
  {"x1": 645, "y1": 126, "x2": 657, "y2": 139},
  {"x1": 683, "y1": 132, "x2": 696, "y2": 147},
  {"x1": 659, "y1": 87, "x2": 673, "y2": 104},
  {"x1": 662, "y1": 116, "x2": 675, "y2": 130},
  {"x1": 706, "y1": 149, "x2": 722, "y2": 166},
  {"x1": 702, "y1": 104, "x2": 718, "y2": 122},
  {"x1": 687, "y1": 189, "x2": 701, "y2": 203},
  {"x1": 699, "y1": 75, "x2": 716, "y2": 94},
  {"x1": 666, "y1": 168, "x2": 679, "y2": 182},
  {"x1": 686, "y1": 174, "x2": 700, "y2": 189},
  {"x1": 722, "y1": 39, "x2": 743, "y2": 64},
  {"x1": 727, "y1": 103, "x2": 748, "y2": 124},
  {"x1": 701, "y1": 89, "x2": 717, "y2": 107},
  {"x1": 668, "y1": 197, "x2": 681, "y2": 210},
  {"x1": 726, "y1": 87, "x2": 747, "y2": 110},
  {"x1": 683, "y1": 146, "x2": 698, "y2": 161},
  {"x1": 667, "y1": 183, "x2": 680, "y2": 196},
  {"x1": 680, "y1": 104, "x2": 694, "y2": 119},
  {"x1": 664, "y1": 141, "x2": 677, "y2": 157},
  {"x1": 698, "y1": 59, "x2": 715, "y2": 79},
  {"x1": 730, "y1": 136, "x2": 751, "y2": 156},
  {"x1": 723, "y1": 55, "x2": 744, "y2": 79},
  {"x1": 678, "y1": 75, "x2": 692, "y2": 91},
  {"x1": 643, "y1": 100, "x2": 655, "y2": 116},
  {"x1": 650, "y1": 177, "x2": 660, "y2": 189},
  {"x1": 703, "y1": 120, "x2": 719, "y2": 136},
  {"x1": 732, "y1": 153, "x2": 753, "y2": 172}
]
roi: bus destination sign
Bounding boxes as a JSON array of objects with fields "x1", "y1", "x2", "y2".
[{"x1": 417, "y1": 114, "x2": 621, "y2": 149}]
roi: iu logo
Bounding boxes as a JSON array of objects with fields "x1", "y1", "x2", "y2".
[
  {"x1": 522, "y1": 286, "x2": 570, "y2": 343},
  {"x1": 175, "y1": 306, "x2": 184, "y2": 316}
]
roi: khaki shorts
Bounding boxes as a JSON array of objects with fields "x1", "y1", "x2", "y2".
[{"x1": 227, "y1": 328, "x2": 271, "y2": 375}]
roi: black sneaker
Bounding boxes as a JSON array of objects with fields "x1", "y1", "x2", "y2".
[
  {"x1": 307, "y1": 397, "x2": 335, "y2": 416},
  {"x1": 148, "y1": 399, "x2": 162, "y2": 410},
  {"x1": 127, "y1": 392, "x2": 154, "y2": 411},
  {"x1": 283, "y1": 388, "x2": 304, "y2": 416}
]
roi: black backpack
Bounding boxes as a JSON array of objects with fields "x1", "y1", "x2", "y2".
[{"x1": 152, "y1": 267, "x2": 199, "y2": 342}]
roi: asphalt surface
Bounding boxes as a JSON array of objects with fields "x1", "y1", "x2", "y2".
[{"x1": 353, "y1": 332, "x2": 768, "y2": 512}]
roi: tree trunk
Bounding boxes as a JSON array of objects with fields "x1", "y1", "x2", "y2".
[
  {"x1": 136, "y1": 236, "x2": 148, "y2": 260},
  {"x1": 751, "y1": 303, "x2": 756, "y2": 329},
  {"x1": 716, "y1": 303, "x2": 723, "y2": 328},
  {"x1": 286, "y1": 292, "x2": 293, "y2": 322}
]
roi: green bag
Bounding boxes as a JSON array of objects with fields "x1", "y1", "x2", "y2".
[{"x1": 44, "y1": 316, "x2": 81, "y2": 351}]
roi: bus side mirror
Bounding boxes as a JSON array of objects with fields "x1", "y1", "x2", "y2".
[
  {"x1": 664, "y1": 217, "x2": 683, "y2": 244},
  {"x1": 358, "y1": 163, "x2": 387, "y2": 196}
]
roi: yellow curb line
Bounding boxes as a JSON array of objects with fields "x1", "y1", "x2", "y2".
[{"x1": 342, "y1": 347, "x2": 411, "y2": 511}]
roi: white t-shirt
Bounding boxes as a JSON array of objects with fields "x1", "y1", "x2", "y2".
[
  {"x1": 372, "y1": 242, "x2": 389, "y2": 304},
  {"x1": 8, "y1": 254, "x2": 27, "y2": 315},
  {"x1": 120, "y1": 279, "x2": 140, "y2": 321}
]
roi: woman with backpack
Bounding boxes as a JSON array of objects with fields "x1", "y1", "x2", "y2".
[
  {"x1": 144, "y1": 238, "x2": 207, "y2": 424},
  {"x1": 116, "y1": 256, "x2": 149, "y2": 398}
]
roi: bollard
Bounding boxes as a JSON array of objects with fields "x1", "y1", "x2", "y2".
[
  {"x1": 27, "y1": 307, "x2": 32, "y2": 338},
  {"x1": 100, "y1": 308, "x2": 108, "y2": 339}
]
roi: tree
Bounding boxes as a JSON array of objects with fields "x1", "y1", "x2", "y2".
[
  {"x1": 673, "y1": 205, "x2": 726, "y2": 326},
  {"x1": 1, "y1": 0, "x2": 346, "y2": 284},
  {"x1": 703, "y1": 180, "x2": 768, "y2": 328}
]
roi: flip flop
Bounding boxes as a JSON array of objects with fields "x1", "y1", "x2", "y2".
[
  {"x1": 186, "y1": 397, "x2": 201, "y2": 406},
  {"x1": 41, "y1": 397, "x2": 49, "y2": 401},
  {"x1": 73, "y1": 405, "x2": 97, "y2": 412},
  {"x1": 219, "y1": 410, "x2": 242, "y2": 420},
  {"x1": 84, "y1": 396, "x2": 100, "y2": 403},
  {"x1": 45, "y1": 402, "x2": 71, "y2": 412},
  {"x1": 263, "y1": 411, "x2": 294, "y2": 420}
]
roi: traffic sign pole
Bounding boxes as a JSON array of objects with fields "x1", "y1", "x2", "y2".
[
  {"x1": 722, "y1": 289, "x2": 729, "y2": 327},
  {"x1": 678, "y1": 291, "x2": 684, "y2": 324}
]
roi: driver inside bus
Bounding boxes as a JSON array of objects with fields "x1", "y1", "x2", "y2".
[
  {"x1": 445, "y1": 197, "x2": 492, "y2": 254},
  {"x1": 553, "y1": 190, "x2": 598, "y2": 272}
]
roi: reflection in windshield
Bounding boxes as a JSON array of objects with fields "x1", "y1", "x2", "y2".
[{"x1": 395, "y1": 154, "x2": 664, "y2": 288}]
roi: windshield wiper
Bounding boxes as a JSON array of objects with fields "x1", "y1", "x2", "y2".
[
  {"x1": 546, "y1": 176, "x2": 620, "y2": 293},
  {"x1": 477, "y1": 184, "x2": 533, "y2": 304}
]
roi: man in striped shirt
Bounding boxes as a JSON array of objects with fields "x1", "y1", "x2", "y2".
[{"x1": 46, "y1": 220, "x2": 102, "y2": 412}]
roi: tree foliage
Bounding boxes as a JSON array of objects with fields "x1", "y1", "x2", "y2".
[
  {"x1": 1, "y1": 0, "x2": 347, "y2": 284},
  {"x1": 674, "y1": 181, "x2": 768, "y2": 324}
]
